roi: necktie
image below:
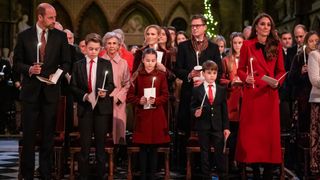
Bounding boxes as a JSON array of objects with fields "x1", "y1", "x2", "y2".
[
  {"x1": 40, "y1": 30, "x2": 46, "y2": 62},
  {"x1": 88, "y1": 59, "x2": 94, "y2": 93},
  {"x1": 208, "y1": 85, "x2": 214, "y2": 105}
]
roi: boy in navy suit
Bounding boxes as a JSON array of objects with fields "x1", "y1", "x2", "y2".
[
  {"x1": 191, "y1": 60, "x2": 230, "y2": 179},
  {"x1": 71, "y1": 33, "x2": 114, "y2": 180}
]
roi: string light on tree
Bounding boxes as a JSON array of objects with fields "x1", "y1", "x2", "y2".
[{"x1": 204, "y1": 0, "x2": 218, "y2": 38}]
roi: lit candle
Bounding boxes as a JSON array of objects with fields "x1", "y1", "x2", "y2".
[
  {"x1": 101, "y1": 70, "x2": 108, "y2": 90},
  {"x1": 250, "y1": 57, "x2": 255, "y2": 88},
  {"x1": 200, "y1": 92, "x2": 206, "y2": 109},
  {"x1": 1, "y1": 65, "x2": 6, "y2": 72},
  {"x1": 151, "y1": 77, "x2": 156, "y2": 88},
  {"x1": 303, "y1": 45, "x2": 307, "y2": 64},
  {"x1": 0, "y1": 65, "x2": 5, "y2": 75},
  {"x1": 37, "y1": 42, "x2": 41, "y2": 64},
  {"x1": 196, "y1": 51, "x2": 199, "y2": 66}
]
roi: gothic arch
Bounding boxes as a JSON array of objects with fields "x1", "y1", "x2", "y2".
[
  {"x1": 163, "y1": 2, "x2": 189, "y2": 27},
  {"x1": 76, "y1": 1, "x2": 109, "y2": 40},
  {"x1": 52, "y1": 1, "x2": 73, "y2": 30},
  {"x1": 113, "y1": 0, "x2": 161, "y2": 31},
  {"x1": 310, "y1": 14, "x2": 320, "y2": 32}
]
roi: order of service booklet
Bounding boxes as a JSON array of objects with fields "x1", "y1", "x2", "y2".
[{"x1": 261, "y1": 72, "x2": 288, "y2": 86}]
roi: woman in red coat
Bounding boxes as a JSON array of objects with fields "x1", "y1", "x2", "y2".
[
  {"x1": 235, "y1": 13, "x2": 286, "y2": 179},
  {"x1": 127, "y1": 48, "x2": 170, "y2": 180}
]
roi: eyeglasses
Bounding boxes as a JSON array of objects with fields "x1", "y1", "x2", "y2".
[{"x1": 190, "y1": 24, "x2": 205, "y2": 28}]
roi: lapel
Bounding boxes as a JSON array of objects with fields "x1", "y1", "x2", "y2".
[
  {"x1": 96, "y1": 58, "x2": 103, "y2": 91},
  {"x1": 80, "y1": 60, "x2": 88, "y2": 89},
  {"x1": 30, "y1": 27, "x2": 38, "y2": 62},
  {"x1": 248, "y1": 39, "x2": 272, "y2": 75},
  {"x1": 44, "y1": 29, "x2": 54, "y2": 62}
]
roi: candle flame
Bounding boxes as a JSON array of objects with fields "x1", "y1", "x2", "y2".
[
  {"x1": 153, "y1": 77, "x2": 156, "y2": 81},
  {"x1": 250, "y1": 57, "x2": 253, "y2": 62}
]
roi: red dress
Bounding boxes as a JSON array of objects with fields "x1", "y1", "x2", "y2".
[
  {"x1": 220, "y1": 55, "x2": 243, "y2": 121},
  {"x1": 127, "y1": 69, "x2": 170, "y2": 144},
  {"x1": 235, "y1": 38, "x2": 286, "y2": 163}
]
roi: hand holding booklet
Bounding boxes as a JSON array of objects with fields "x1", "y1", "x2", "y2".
[
  {"x1": 36, "y1": 68, "x2": 63, "y2": 84},
  {"x1": 261, "y1": 72, "x2": 288, "y2": 87}
]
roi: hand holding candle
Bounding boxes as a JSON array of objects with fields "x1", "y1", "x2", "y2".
[
  {"x1": 250, "y1": 57, "x2": 255, "y2": 88},
  {"x1": 100, "y1": 70, "x2": 108, "y2": 90},
  {"x1": 303, "y1": 45, "x2": 307, "y2": 64}
]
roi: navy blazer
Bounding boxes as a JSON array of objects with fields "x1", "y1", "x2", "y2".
[
  {"x1": 191, "y1": 83, "x2": 229, "y2": 132},
  {"x1": 13, "y1": 26, "x2": 71, "y2": 103},
  {"x1": 71, "y1": 57, "x2": 115, "y2": 117}
]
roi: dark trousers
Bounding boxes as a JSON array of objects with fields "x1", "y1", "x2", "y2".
[
  {"x1": 20, "y1": 99, "x2": 58, "y2": 179},
  {"x1": 198, "y1": 130, "x2": 226, "y2": 179},
  {"x1": 78, "y1": 107, "x2": 111, "y2": 180},
  {"x1": 139, "y1": 144, "x2": 158, "y2": 180}
]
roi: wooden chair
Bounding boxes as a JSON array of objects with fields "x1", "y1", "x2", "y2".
[
  {"x1": 127, "y1": 145, "x2": 170, "y2": 180},
  {"x1": 18, "y1": 96, "x2": 66, "y2": 180},
  {"x1": 185, "y1": 132, "x2": 229, "y2": 180}
]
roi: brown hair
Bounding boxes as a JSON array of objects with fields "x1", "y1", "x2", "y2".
[
  {"x1": 249, "y1": 13, "x2": 279, "y2": 60},
  {"x1": 226, "y1": 32, "x2": 244, "y2": 72},
  {"x1": 202, "y1": 60, "x2": 218, "y2": 72},
  {"x1": 191, "y1": 14, "x2": 207, "y2": 24},
  {"x1": 85, "y1": 33, "x2": 102, "y2": 45}
]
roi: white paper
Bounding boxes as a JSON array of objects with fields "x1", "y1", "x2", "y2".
[
  {"x1": 143, "y1": 88, "x2": 156, "y2": 109},
  {"x1": 156, "y1": 51, "x2": 163, "y2": 63},
  {"x1": 261, "y1": 72, "x2": 288, "y2": 87},
  {"x1": 36, "y1": 68, "x2": 63, "y2": 84},
  {"x1": 87, "y1": 92, "x2": 98, "y2": 109}
]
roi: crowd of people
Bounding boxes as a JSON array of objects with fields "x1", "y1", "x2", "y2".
[{"x1": 0, "y1": 2, "x2": 319, "y2": 180}]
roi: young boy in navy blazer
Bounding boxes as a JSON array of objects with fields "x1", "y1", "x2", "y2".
[
  {"x1": 191, "y1": 60, "x2": 230, "y2": 179},
  {"x1": 71, "y1": 33, "x2": 114, "y2": 180}
]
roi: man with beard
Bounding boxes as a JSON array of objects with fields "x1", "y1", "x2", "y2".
[{"x1": 13, "y1": 3, "x2": 70, "y2": 179}]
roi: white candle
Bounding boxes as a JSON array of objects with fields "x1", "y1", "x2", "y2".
[
  {"x1": 250, "y1": 57, "x2": 255, "y2": 88},
  {"x1": 101, "y1": 71, "x2": 108, "y2": 89},
  {"x1": 196, "y1": 51, "x2": 199, "y2": 66},
  {"x1": 200, "y1": 92, "x2": 206, "y2": 109},
  {"x1": 1, "y1": 65, "x2": 6, "y2": 72},
  {"x1": 303, "y1": 45, "x2": 307, "y2": 64},
  {"x1": 151, "y1": 77, "x2": 156, "y2": 88},
  {"x1": 37, "y1": 42, "x2": 41, "y2": 64}
]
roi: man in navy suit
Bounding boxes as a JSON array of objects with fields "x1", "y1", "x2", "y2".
[
  {"x1": 191, "y1": 60, "x2": 230, "y2": 179},
  {"x1": 13, "y1": 3, "x2": 70, "y2": 179}
]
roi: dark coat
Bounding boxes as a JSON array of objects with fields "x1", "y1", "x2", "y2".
[
  {"x1": 127, "y1": 69, "x2": 170, "y2": 144},
  {"x1": 13, "y1": 26, "x2": 70, "y2": 103},
  {"x1": 71, "y1": 58, "x2": 115, "y2": 116},
  {"x1": 190, "y1": 83, "x2": 229, "y2": 132},
  {"x1": 174, "y1": 39, "x2": 221, "y2": 133}
]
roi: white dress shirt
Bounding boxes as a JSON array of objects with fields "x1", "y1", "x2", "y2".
[{"x1": 203, "y1": 81, "x2": 216, "y2": 99}]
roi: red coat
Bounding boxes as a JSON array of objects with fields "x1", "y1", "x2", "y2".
[
  {"x1": 220, "y1": 55, "x2": 243, "y2": 121},
  {"x1": 127, "y1": 69, "x2": 170, "y2": 144},
  {"x1": 235, "y1": 39, "x2": 286, "y2": 163}
]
